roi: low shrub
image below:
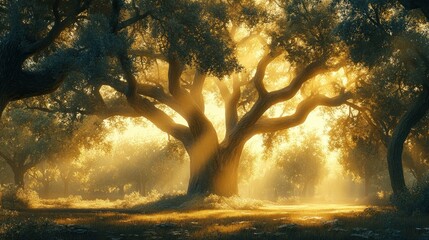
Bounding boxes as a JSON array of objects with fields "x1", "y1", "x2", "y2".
[
  {"x1": 391, "y1": 174, "x2": 429, "y2": 215},
  {"x1": 0, "y1": 216, "x2": 60, "y2": 240},
  {"x1": 0, "y1": 185, "x2": 39, "y2": 210}
]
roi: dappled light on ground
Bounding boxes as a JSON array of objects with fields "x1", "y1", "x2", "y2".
[
  {"x1": 3, "y1": 202, "x2": 427, "y2": 240},
  {"x1": 39, "y1": 200, "x2": 369, "y2": 225},
  {"x1": 118, "y1": 203, "x2": 368, "y2": 225},
  {"x1": 43, "y1": 202, "x2": 372, "y2": 239}
]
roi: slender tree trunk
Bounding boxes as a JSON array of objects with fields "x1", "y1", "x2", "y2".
[
  {"x1": 137, "y1": 173, "x2": 147, "y2": 196},
  {"x1": 142, "y1": 181, "x2": 146, "y2": 196},
  {"x1": 12, "y1": 168, "x2": 25, "y2": 189},
  {"x1": 43, "y1": 181, "x2": 51, "y2": 198},
  {"x1": 119, "y1": 184, "x2": 125, "y2": 197},
  {"x1": 364, "y1": 175, "x2": 371, "y2": 197},
  {"x1": 63, "y1": 178, "x2": 70, "y2": 196},
  {"x1": 302, "y1": 182, "x2": 308, "y2": 198},
  {"x1": 387, "y1": 86, "x2": 429, "y2": 195}
]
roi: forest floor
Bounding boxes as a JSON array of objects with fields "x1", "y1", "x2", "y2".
[{"x1": 1, "y1": 196, "x2": 429, "y2": 240}]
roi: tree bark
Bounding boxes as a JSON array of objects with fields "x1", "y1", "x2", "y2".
[
  {"x1": 402, "y1": 150, "x2": 425, "y2": 182},
  {"x1": 387, "y1": 86, "x2": 429, "y2": 195},
  {"x1": 187, "y1": 145, "x2": 243, "y2": 196},
  {"x1": 12, "y1": 167, "x2": 25, "y2": 189}
]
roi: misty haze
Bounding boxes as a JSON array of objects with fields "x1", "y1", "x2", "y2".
[{"x1": 0, "y1": 0, "x2": 429, "y2": 239}]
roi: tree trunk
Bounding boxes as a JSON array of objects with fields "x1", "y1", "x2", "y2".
[
  {"x1": 403, "y1": 150, "x2": 425, "y2": 182},
  {"x1": 13, "y1": 168, "x2": 25, "y2": 189},
  {"x1": 387, "y1": 86, "x2": 429, "y2": 195},
  {"x1": 137, "y1": 173, "x2": 146, "y2": 196},
  {"x1": 187, "y1": 145, "x2": 243, "y2": 196},
  {"x1": 119, "y1": 184, "x2": 125, "y2": 197},
  {"x1": 301, "y1": 182, "x2": 308, "y2": 198},
  {"x1": 63, "y1": 178, "x2": 70, "y2": 196},
  {"x1": 364, "y1": 175, "x2": 371, "y2": 197},
  {"x1": 43, "y1": 181, "x2": 51, "y2": 198}
]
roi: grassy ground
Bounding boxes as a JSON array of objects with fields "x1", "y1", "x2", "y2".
[{"x1": 1, "y1": 202, "x2": 429, "y2": 240}]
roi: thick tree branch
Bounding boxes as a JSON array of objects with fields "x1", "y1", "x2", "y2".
[
  {"x1": 252, "y1": 92, "x2": 352, "y2": 134},
  {"x1": 23, "y1": 0, "x2": 91, "y2": 56},
  {"x1": 129, "y1": 96, "x2": 193, "y2": 146},
  {"x1": 10, "y1": 71, "x2": 66, "y2": 101},
  {"x1": 106, "y1": 79, "x2": 191, "y2": 120},
  {"x1": 226, "y1": 58, "x2": 330, "y2": 145},
  {"x1": 168, "y1": 58, "x2": 185, "y2": 97},
  {"x1": 268, "y1": 58, "x2": 328, "y2": 104},
  {"x1": 253, "y1": 50, "x2": 283, "y2": 96},
  {"x1": 111, "y1": 0, "x2": 216, "y2": 146},
  {"x1": 117, "y1": 54, "x2": 192, "y2": 145},
  {"x1": 215, "y1": 79, "x2": 231, "y2": 101},
  {"x1": 226, "y1": 75, "x2": 241, "y2": 134},
  {"x1": 109, "y1": 0, "x2": 193, "y2": 145},
  {"x1": 165, "y1": 59, "x2": 218, "y2": 141},
  {"x1": 190, "y1": 71, "x2": 206, "y2": 112}
]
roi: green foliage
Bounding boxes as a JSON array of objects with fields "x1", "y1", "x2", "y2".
[
  {"x1": 333, "y1": 0, "x2": 429, "y2": 189},
  {"x1": 138, "y1": 0, "x2": 241, "y2": 77},
  {"x1": 269, "y1": 134, "x2": 326, "y2": 198},
  {"x1": 0, "y1": 214, "x2": 59, "y2": 240},
  {"x1": 272, "y1": 0, "x2": 340, "y2": 68},
  {"x1": 0, "y1": 100, "x2": 107, "y2": 189},
  {"x1": 0, "y1": 184, "x2": 35, "y2": 210},
  {"x1": 330, "y1": 115, "x2": 387, "y2": 185},
  {"x1": 85, "y1": 139, "x2": 187, "y2": 197},
  {"x1": 334, "y1": 0, "x2": 429, "y2": 71},
  {"x1": 75, "y1": 14, "x2": 131, "y2": 80},
  {"x1": 334, "y1": 0, "x2": 403, "y2": 65},
  {"x1": 391, "y1": 174, "x2": 429, "y2": 214}
]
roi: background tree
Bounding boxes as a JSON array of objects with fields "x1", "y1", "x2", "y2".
[
  {"x1": 0, "y1": 0, "x2": 91, "y2": 114},
  {"x1": 330, "y1": 119, "x2": 386, "y2": 196},
  {"x1": 27, "y1": 161, "x2": 60, "y2": 198},
  {"x1": 277, "y1": 136, "x2": 326, "y2": 198},
  {"x1": 335, "y1": 0, "x2": 429, "y2": 195},
  {"x1": 0, "y1": 102, "x2": 105, "y2": 189},
  {"x1": 83, "y1": 138, "x2": 187, "y2": 198},
  {"x1": 330, "y1": 64, "x2": 429, "y2": 184}
]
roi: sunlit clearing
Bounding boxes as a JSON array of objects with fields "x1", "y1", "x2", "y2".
[
  {"x1": 82, "y1": 203, "x2": 368, "y2": 225},
  {"x1": 239, "y1": 106, "x2": 350, "y2": 203}
]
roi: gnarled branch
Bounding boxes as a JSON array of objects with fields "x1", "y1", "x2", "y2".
[
  {"x1": 251, "y1": 92, "x2": 352, "y2": 134},
  {"x1": 253, "y1": 50, "x2": 282, "y2": 97}
]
